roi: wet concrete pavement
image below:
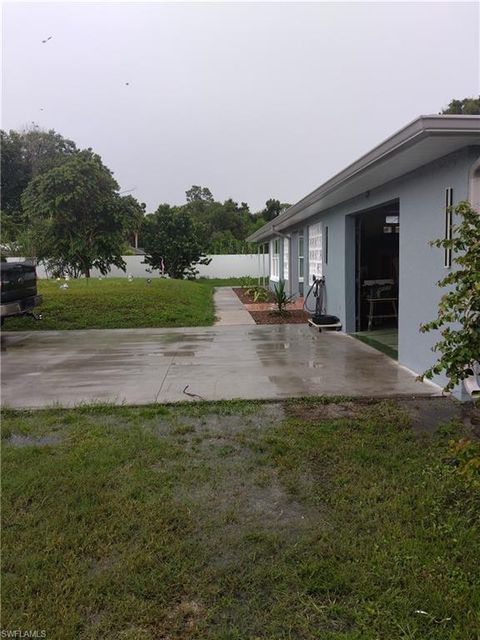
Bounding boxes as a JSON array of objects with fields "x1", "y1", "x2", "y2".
[
  {"x1": 1, "y1": 325, "x2": 439, "y2": 408},
  {"x1": 214, "y1": 287, "x2": 255, "y2": 325}
]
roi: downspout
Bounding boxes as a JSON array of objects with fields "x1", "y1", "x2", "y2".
[
  {"x1": 262, "y1": 242, "x2": 267, "y2": 286},
  {"x1": 464, "y1": 373, "x2": 480, "y2": 398},
  {"x1": 257, "y1": 243, "x2": 260, "y2": 286},
  {"x1": 271, "y1": 225, "x2": 291, "y2": 240}
]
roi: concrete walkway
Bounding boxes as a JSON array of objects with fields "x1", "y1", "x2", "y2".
[
  {"x1": 214, "y1": 287, "x2": 255, "y2": 325},
  {"x1": 1, "y1": 325, "x2": 439, "y2": 408}
]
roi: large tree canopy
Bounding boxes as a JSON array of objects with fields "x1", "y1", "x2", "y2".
[
  {"x1": 21, "y1": 150, "x2": 130, "y2": 277},
  {"x1": 1, "y1": 125, "x2": 78, "y2": 215},
  {"x1": 142, "y1": 205, "x2": 210, "y2": 279},
  {"x1": 1, "y1": 123, "x2": 289, "y2": 266},
  {"x1": 173, "y1": 186, "x2": 289, "y2": 253},
  {"x1": 440, "y1": 96, "x2": 480, "y2": 115}
]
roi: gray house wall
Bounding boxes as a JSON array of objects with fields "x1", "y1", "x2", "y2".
[
  {"x1": 397, "y1": 147, "x2": 479, "y2": 379},
  {"x1": 266, "y1": 145, "x2": 480, "y2": 388}
]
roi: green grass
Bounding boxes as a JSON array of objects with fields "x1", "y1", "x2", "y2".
[
  {"x1": 2, "y1": 399, "x2": 479, "y2": 639},
  {"x1": 195, "y1": 277, "x2": 247, "y2": 288},
  {"x1": 3, "y1": 277, "x2": 241, "y2": 331},
  {"x1": 354, "y1": 329, "x2": 399, "y2": 360}
]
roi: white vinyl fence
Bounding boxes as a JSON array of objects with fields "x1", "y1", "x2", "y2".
[{"x1": 7, "y1": 254, "x2": 268, "y2": 280}]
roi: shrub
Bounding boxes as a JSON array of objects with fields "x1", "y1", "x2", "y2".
[
  {"x1": 272, "y1": 280, "x2": 294, "y2": 315},
  {"x1": 245, "y1": 284, "x2": 270, "y2": 302},
  {"x1": 240, "y1": 276, "x2": 256, "y2": 288}
]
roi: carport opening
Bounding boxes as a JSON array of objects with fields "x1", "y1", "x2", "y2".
[{"x1": 354, "y1": 201, "x2": 399, "y2": 358}]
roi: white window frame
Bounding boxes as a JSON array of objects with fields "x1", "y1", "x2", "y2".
[
  {"x1": 283, "y1": 237, "x2": 289, "y2": 281},
  {"x1": 298, "y1": 234, "x2": 304, "y2": 282},
  {"x1": 270, "y1": 238, "x2": 280, "y2": 281},
  {"x1": 444, "y1": 188, "x2": 453, "y2": 268},
  {"x1": 308, "y1": 222, "x2": 323, "y2": 284}
]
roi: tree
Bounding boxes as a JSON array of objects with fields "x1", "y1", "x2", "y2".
[
  {"x1": 184, "y1": 185, "x2": 215, "y2": 221},
  {"x1": 185, "y1": 185, "x2": 214, "y2": 203},
  {"x1": 120, "y1": 195, "x2": 145, "y2": 233},
  {"x1": 142, "y1": 205, "x2": 210, "y2": 279},
  {"x1": 418, "y1": 201, "x2": 480, "y2": 392},
  {"x1": 1, "y1": 125, "x2": 78, "y2": 215},
  {"x1": 181, "y1": 187, "x2": 262, "y2": 253},
  {"x1": 20, "y1": 124, "x2": 78, "y2": 177},
  {"x1": 21, "y1": 150, "x2": 128, "y2": 278},
  {"x1": 440, "y1": 96, "x2": 480, "y2": 115},
  {"x1": 208, "y1": 230, "x2": 256, "y2": 254},
  {"x1": 1, "y1": 131, "x2": 30, "y2": 217},
  {"x1": 118, "y1": 195, "x2": 145, "y2": 248},
  {"x1": 260, "y1": 198, "x2": 291, "y2": 222},
  {"x1": 206, "y1": 199, "x2": 250, "y2": 238}
]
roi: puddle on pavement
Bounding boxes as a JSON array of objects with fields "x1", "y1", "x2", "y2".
[{"x1": 161, "y1": 350, "x2": 196, "y2": 357}]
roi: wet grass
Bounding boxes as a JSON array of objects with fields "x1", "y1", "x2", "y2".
[
  {"x1": 2, "y1": 398, "x2": 479, "y2": 638},
  {"x1": 3, "y1": 278, "x2": 243, "y2": 331}
]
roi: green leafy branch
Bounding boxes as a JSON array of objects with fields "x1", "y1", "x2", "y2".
[{"x1": 418, "y1": 201, "x2": 480, "y2": 392}]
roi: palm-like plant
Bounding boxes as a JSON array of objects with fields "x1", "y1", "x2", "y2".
[
  {"x1": 272, "y1": 280, "x2": 294, "y2": 315},
  {"x1": 245, "y1": 284, "x2": 270, "y2": 302}
]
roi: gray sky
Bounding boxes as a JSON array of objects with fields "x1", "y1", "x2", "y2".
[{"x1": 2, "y1": 1, "x2": 479, "y2": 212}]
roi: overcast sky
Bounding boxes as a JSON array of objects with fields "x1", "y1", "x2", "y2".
[{"x1": 2, "y1": 1, "x2": 479, "y2": 212}]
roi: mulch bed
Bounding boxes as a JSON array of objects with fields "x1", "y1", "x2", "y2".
[
  {"x1": 233, "y1": 287, "x2": 274, "y2": 305},
  {"x1": 233, "y1": 287, "x2": 309, "y2": 324},
  {"x1": 248, "y1": 310, "x2": 310, "y2": 325}
]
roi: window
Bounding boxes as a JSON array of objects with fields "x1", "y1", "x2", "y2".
[
  {"x1": 308, "y1": 222, "x2": 323, "y2": 284},
  {"x1": 325, "y1": 226, "x2": 329, "y2": 264},
  {"x1": 283, "y1": 237, "x2": 289, "y2": 280},
  {"x1": 298, "y1": 234, "x2": 304, "y2": 282},
  {"x1": 445, "y1": 188, "x2": 453, "y2": 268},
  {"x1": 271, "y1": 238, "x2": 280, "y2": 281},
  {"x1": 470, "y1": 162, "x2": 480, "y2": 212}
]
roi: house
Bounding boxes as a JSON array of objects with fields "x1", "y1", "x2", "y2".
[{"x1": 247, "y1": 115, "x2": 480, "y2": 390}]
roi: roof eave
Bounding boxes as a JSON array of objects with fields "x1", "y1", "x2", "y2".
[{"x1": 247, "y1": 115, "x2": 480, "y2": 243}]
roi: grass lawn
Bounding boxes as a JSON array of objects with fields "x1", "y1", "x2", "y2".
[
  {"x1": 2, "y1": 398, "x2": 479, "y2": 639},
  {"x1": 3, "y1": 277, "x2": 243, "y2": 331},
  {"x1": 354, "y1": 329, "x2": 399, "y2": 360}
]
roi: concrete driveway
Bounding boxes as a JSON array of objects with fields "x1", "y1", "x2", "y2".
[{"x1": 1, "y1": 325, "x2": 439, "y2": 408}]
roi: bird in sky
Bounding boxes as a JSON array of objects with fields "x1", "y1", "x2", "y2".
[
  {"x1": 125, "y1": 82, "x2": 130, "y2": 86},
  {"x1": 41, "y1": 36, "x2": 53, "y2": 43}
]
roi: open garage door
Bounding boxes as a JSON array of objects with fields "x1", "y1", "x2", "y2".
[{"x1": 355, "y1": 201, "x2": 399, "y2": 339}]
